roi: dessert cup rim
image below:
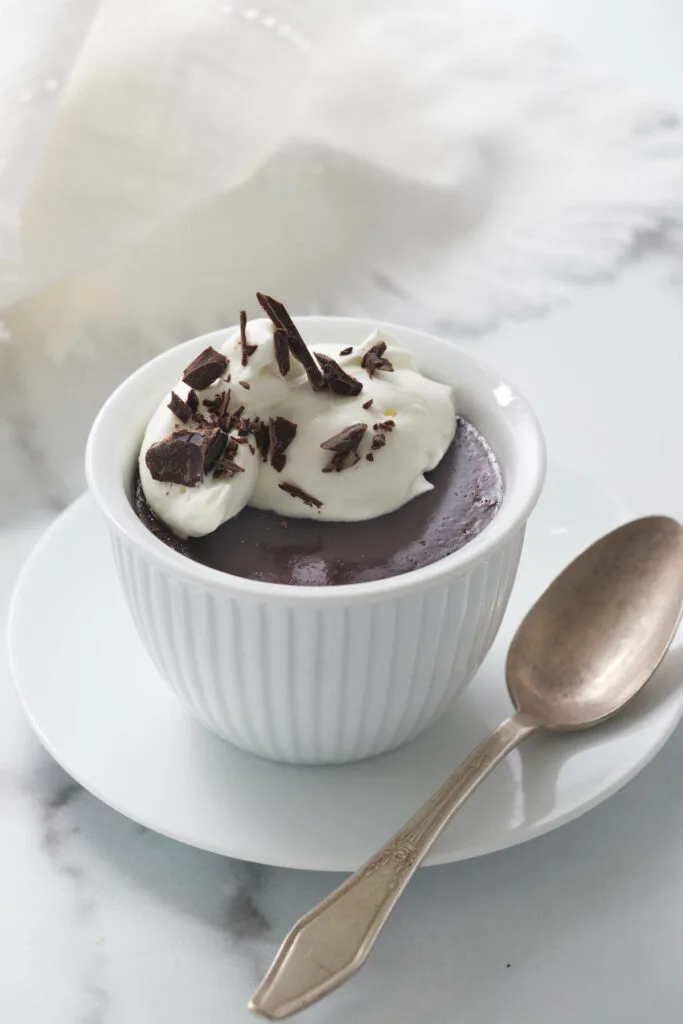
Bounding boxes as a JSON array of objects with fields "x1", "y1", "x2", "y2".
[{"x1": 86, "y1": 315, "x2": 546, "y2": 604}]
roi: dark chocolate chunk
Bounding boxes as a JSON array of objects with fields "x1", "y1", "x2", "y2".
[
  {"x1": 320, "y1": 422, "x2": 367, "y2": 473},
  {"x1": 371, "y1": 433, "x2": 387, "y2": 451},
  {"x1": 314, "y1": 353, "x2": 363, "y2": 397},
  {"x1": 278, "y1": 482, "x2": 323, "y2": 509},
  {"x1": 274, "y1": 327, "x2": 291, "y2": 377},
  {"x1": 146, "y1": 424, "x2": 230, "y2": 486},
  {"x1": 362, "y1": 398, "x2": 374, "y2": 410},
  {"x1": 256, "y1": 292, "x2": 325, "y2": 391},
  {"x1": 168, "y1": 391, "x2": 192, "y2": 423},
  {"x1": 145, "y1": 431, "x2": 206, "y2": 487},
  {"x1": 239, "y1": 309, "x2": 258, "y2": 367},
  {"x1": 268, "y1": 416, "x2": 298, "y2": 472},
  {"x1": 182, "y1": 346, "x2": 228, "y2": 390},
  {"x1": 361, "y1": 341, "x2": 394, "y2": 379},
  {"x1": 320, "y1": 423, "x2": 367, "y2": 453},
  {"x1": 339, "y1": 346, "x2": 353, "y2": 356},
  {"x1": 203, "y1": 427, "x2": 229, "y2": 473}
]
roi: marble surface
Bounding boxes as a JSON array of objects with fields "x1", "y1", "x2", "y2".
[
  {"x1": 4, "y1": 2, "x2": 683, "y2": 1022},
  {"x1": 7, "y1": 268, "x2": 683, "y2": 1024}
]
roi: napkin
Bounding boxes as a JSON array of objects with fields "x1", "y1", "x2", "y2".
[{"x1": 2, "y1": 0, "x2": 683, "y2": 511}]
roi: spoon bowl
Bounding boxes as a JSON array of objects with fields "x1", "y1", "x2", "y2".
[{"x1": 507, "y1": 516, "x2": 683, "y2": 730}]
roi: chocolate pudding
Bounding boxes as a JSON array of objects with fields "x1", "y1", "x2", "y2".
[{"x1": 133, "y1": 417, "x2": 502, "y2": 586}]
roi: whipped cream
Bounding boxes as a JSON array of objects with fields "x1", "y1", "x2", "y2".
[{"x1": 139, "y1": 308, "x2": 456, "y2": 538}]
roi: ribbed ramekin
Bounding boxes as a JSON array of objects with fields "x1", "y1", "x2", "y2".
[{"x1": 86, "y1": 317, "x2": 545, "y2": 764}]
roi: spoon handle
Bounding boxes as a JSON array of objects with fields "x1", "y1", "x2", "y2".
[{"x1": 250, "y1": 712, "x2": 539, "y2": 1020}]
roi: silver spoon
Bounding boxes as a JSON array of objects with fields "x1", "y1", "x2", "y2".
[{"x1": 250, "y1": 516, "x2": 683, "y2": 1020}]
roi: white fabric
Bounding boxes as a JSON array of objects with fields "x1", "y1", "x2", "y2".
[
  {"x1": 2, "y1": 0, "x2": 683, "y2": 343},
  {"x1": 2, "y1": 0, "x2": 683, "y2": 504}
]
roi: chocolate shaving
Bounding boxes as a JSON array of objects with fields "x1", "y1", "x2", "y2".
[
  {"x1": 214, "y1": 459, "x2": 244, "y2": 479},
  {"x1": 320, "y1": 423, "x2": 367, "y2": 453},
  {"x1": 362, "y1": 398, "x2": 374, "y2": 410},
  {"x1": 361, "y1": 341, "x2": 394, "y2": 379},
  {"x1": 274, "y1": 327, "x2": 291, "y2": 377},
  {"x1": 146, "y1": 431, "x2": 206, "y2": 487},
  {"x1": 219, "y1": 389, "x2": 231, "y2": 422},
  {"x1": 203, "y1": 390, "x2": 226, "y2": 414},
  {"x1": 182, "y1": 346, "x2": 228, "y2": 390},
  {"x1": 168, "y1": 391, "x2": 192, "y2": 423},
  {"x1": 256, "y1": 292, "x2": 325, "y2": 391},
  {"x1": 239, "y1": 309, "x2": 258, "y2": 367},
  {"x1": 278, "y1": 481, "x2": 323, "y2": 509},
  {"x1": 339, "y1": 346, "x2": 353, "y2": 356},
  {"x1": 321, "y1": 422, "x2": 367, "y2": 473},
  {"x1": 250, "y1": 417, "x2": 270, "y2": 461},
  {"x1": 378, "y1": 419, "x2": 395, "y2": 431},
  {"x1": 203, "y1": 427, "x2": 229, "y2": 473},
  {"x1": 228, "y1": 405, "x2": 247, "y2": 434},
  {"x1": 202, "y1": 389, "x2": 232, "y2": 429},
  {"x1": 371, "y1": 433, "x2": 387, "y2": 451},
  {"x1": 314, "y1": 352, "x2": 363, "y2": 397},
  {"x1": 238, "y1": 380, "x2": 251, "y2": 389},
  {"x1": 322, "y1": 451, "x2": 348, "y2": 474},
  {"x1": 366, "y1": 452, "x2": 374, "y2": 462},
  {"x1": 212, "y1": 436, "x2": 245, "y2": 479},
  {"x1": 187, "y1": 389, "x2": 199, "y2": 413},
  {"x1": 268, "y1": 416, "x2": 298, "y2": 472}
]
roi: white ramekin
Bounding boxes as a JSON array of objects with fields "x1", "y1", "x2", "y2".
[{"x1": 86, "y1": 317, "x2": 545, "y2": 764}]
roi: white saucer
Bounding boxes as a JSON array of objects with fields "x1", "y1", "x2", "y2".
[{"x1": 8, "y1": 491, "x2": 683, "y2": 871}]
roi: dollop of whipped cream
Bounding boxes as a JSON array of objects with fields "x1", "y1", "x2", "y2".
[{"x1": 139, "y1": 297, "x2": 456, "y2": 538}]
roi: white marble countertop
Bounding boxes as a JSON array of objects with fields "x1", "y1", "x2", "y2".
[{"x1": 4, "y1": 3, "x2": 683, "y2": 1022}]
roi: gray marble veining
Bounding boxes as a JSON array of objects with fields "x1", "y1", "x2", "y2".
[{"x1": 224, "y1": 862, "x2": 272, "y2": 941}]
